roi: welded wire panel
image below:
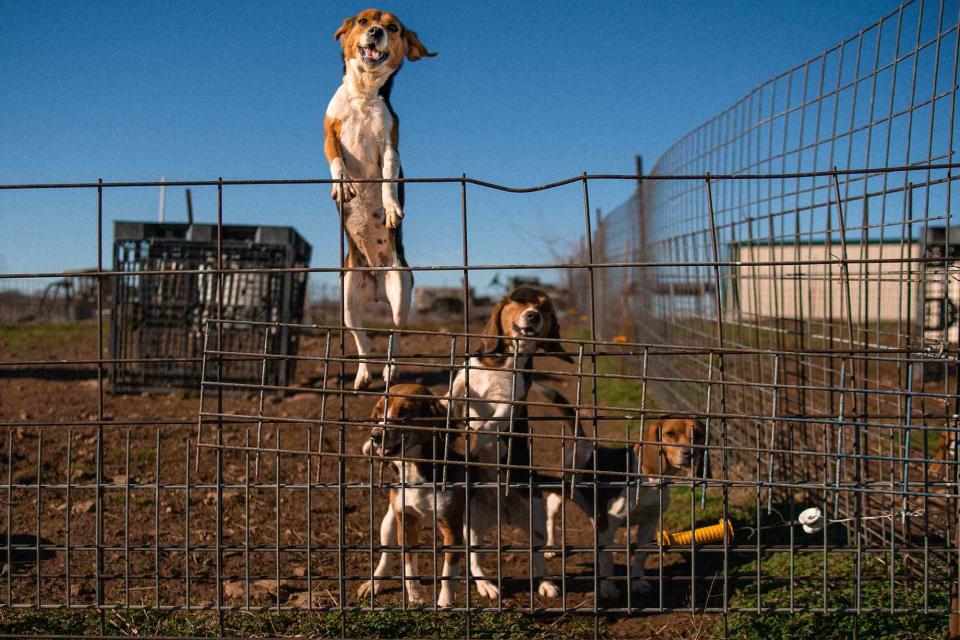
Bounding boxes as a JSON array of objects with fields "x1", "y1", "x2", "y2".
[{"x1": 592, "y1": 0, "x2": 960, "y2": 549}]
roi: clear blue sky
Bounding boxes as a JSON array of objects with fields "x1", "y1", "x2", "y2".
[{"x1": 0, "y1": 0, "x2": 903, "y2": 294}]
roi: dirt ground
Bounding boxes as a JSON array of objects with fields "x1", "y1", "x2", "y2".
[{"x1": 0, "y1": 320, "x2": 722, "y2": 638}]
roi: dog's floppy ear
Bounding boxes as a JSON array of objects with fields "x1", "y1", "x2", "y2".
[
  {"x1": 540, "y1": 312, "x2": 574, "y2": 363},
  {"x1": 693, "y1": 419, "x2": 708, "y2": 479},
  {"x1": 403, "y1": 28, "x2": 437, "y2": 61},
  {"x1": 428, "y1": 398, "x2": 447, "y2": 419},
  {"x1": 334, "y1": 16, "x2": 355, "y2": 41},
  {"x1": 481, "y1": 298, "x2": 507, "y2": 354},
  {"x1": 635, "y1": 419, "x2": 665, "y2": 475}
]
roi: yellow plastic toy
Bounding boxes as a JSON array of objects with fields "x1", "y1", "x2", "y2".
[{"x1": 657, "y1": 519, "x2": 734, "y2": 547}]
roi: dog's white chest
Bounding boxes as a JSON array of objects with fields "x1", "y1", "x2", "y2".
[
  {"x1": 326, "y1": 86, "x2": 393, "y2": 178},
  {"x1": 463, "y1": 360, "x2": 525, "y2": 423},
  {"x1": 398, "y1": 487, "x2": 452, "y2": 518},
  {"x1": 392, "y1": 462, "x2": 452, "y2": 517}
]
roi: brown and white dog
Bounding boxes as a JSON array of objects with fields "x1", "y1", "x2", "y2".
[
  {"x1": 358, "y1": 384, "x2": 465, "y2": 607},
  {"x1": 449, "y1": 288, "x2": 572, "y2": 600},
  {"x1": 543, "y1": 406, "x2": 706, "y2": 599},
  {"x1": 324, "y1": 9, "x2": 436, "y2": 389}
]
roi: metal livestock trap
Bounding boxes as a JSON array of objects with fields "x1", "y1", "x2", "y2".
[{"x1": 109, "y1": 221, "x2": 311, "y2": 393}]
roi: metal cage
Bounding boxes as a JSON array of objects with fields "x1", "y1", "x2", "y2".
[{"x1": 109, "y1": 221, "x2": 311, "y2": 393}]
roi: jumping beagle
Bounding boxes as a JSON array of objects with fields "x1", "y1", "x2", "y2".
[
  {"x1": 449, "y1": 288, "x2": 572, "y2": 600},
  {"x1": 358, "y1": 384, "x2": 465, "y2": 607},
  {"x1": 543, "y1": 404, "x2": 706, "y2": 600},
  {"x1": 324, "y1": 9, "x2": 436, "y2": 389}
]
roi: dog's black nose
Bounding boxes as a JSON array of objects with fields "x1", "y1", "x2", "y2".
[
  {"x1": 369, "y1": 26, "x2": 384, "y2": 39},
  {"x1": 370, "y1": 426, "x2": 384, "y2": 442},
  {"x1": 523, "y1": 309, "x2": 541, "y2": 323}
]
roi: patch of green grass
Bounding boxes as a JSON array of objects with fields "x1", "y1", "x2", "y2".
[
  {"x1": 0, "y1": 323, "x2": 98, "y2": 350},
  {"x1": 591, "y1": 354, "x2": 655, "y2": 440},
  {"x1": 0, "y1": 608, "x2": 602, "y2": 639},
  {"x1": 719, "y1": 552, "x2": 949, "y2": 639}
]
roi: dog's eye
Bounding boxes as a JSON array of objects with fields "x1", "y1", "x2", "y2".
[
  {"x1": 358, "y1": 17, "x2": 368, "y2": 25},
  {"x1": 387, "y1": 24, "x2": 399, "y2": 33}
]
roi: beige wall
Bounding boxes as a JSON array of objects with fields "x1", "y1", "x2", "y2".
[{"x1": 728, "y1": 241, "x2": 922, "y2": 324}]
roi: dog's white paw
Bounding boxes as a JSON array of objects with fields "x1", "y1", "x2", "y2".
[
  {"x1": 474, "y1": 578, "x2": 500, "y2": 600},
  {"x1": 406, "y1": 587, "x2": 426, "y2": 605},
  {"x1": 537, "y1": 580, "x2": 560, "y2": 599},
  {"x1": 356, "y1": 579, "x2": 381, "y2": 599},
  {"x1": 384, "y1": 201, "x2": 404, "y2": 229},
  {"x1": 437, "y1": 589, "x2": 454, "y2": 608},
  {"x1": 543, "y1": 550, "x2": 558, "y2": 560},
  {"x1": 354, "y1": 366, "x2": 372, "y2": 390},
  {"x1": 331, "y1": 179, "x2": 357, "y2": 204},
  {"x1": 382, "y1": 362, "x2": 398, "y2": 384}
]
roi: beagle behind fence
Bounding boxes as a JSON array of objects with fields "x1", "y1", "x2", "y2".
[
  {"x1": 359, "y1": 384, "x2": 465, "y2": 607},
  {"x1": 324, "y1": 8, "x2": 436, "y2": 390},
  {"x1": 542, "y1": 400, "x2": 706, "y2": 599},
  {"x1": 450, "y1": 287, "x2": 572, "y2": 600}
]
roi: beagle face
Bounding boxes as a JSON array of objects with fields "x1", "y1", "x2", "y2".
[
  {"x1": 482, "y1": 288, "x2": 571, "y2": 361},
  {"x1": 366, "y1": 384, "x2": 446, "y2": 457},
  {"x1": 637, "y1": 418, "x2": 706, "y2": 475},
  {"x1": 334, "y1": 8, "x2": 436, "y2": 76}
]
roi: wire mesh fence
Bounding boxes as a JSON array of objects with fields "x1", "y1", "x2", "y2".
[
  {"x1": 589, "y1": 0, "x2": 960, "y2": 552},
  {"x1": 1, "y1": 171, "x2": 957, "y2": 638},
  {"x1": 1, "y1": 0, "x2": 959, "y2": 638}
]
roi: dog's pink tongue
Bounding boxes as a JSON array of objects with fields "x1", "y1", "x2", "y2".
[{"x1": 365, "y1": 47, "x2": 380, "y2": 58}]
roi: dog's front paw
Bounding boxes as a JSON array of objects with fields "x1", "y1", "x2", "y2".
[
  {"x1": 354, "y1": 365, "x2": 372, "y2": 390},
  {"x1": 474, "y1": 578, "x2": 500, "y2": 600},
  {"x1": 537, "y1": 580, "x2": 560, "y2": 599},
  {"x1": 331, "y1": 179, "x2": 357, "y2": 204},
  {"x1": 382, "y1": 362, "x2": 399, "y2": 384},
  {"x1": 437, "y1": 588, "x2": 455, "y2": 608},
  {"x1": 543, "y1": 550, "x2": 558, "y2": 560},
  {"x1": 406, "y1": 587, "x2": 426, "y2": 605},
  {"x1": 384, "y1": 201, "x2": 404, "y2": 229},
  {"x1": 356, "y1": 579, "x2": 380, "y2": 600}
]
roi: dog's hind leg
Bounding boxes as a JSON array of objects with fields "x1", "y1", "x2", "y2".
[
  {"x1": 543, "y1": 490, "x2": 562, "y2": 560},
  {"x1": 466, "y1": 524, "x2": 499, "y2": 600},
  {"x1": 464, "y1": 494, "x2": 500, "y2": 600},
  {"x1": 383, "y1": 267, "x2": 412, "y2": 383},
  {"x1": 397, "y1": 512, "x2": 424, "y2": 604},
  {"x1": 437, "y1": 519, "x2": 461, "y2": 607},
  {"x1": 528, "y1": 494, "x2": 560, "y2": 598},
  {"x1": 356, "y1": 508, "x2": 395, "y2": 600},
  {"x1": 629, "y1": 518, "x2": 656, "y2": 596},
  {"x1": 344, "y1": 270, "x2": 374, "y2": 390}
]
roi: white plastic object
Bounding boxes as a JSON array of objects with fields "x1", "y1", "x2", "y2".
[{"x1": 798, "y1": 507, "x2": 824, "y2": 534}]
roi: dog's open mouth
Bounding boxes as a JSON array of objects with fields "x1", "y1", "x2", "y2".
[
  {"x1": 359, "y1": 45, "x2": 389, "y2": 65},
  {"x1": 512, "y1": 324, "x2": 540, "y2": 338}
]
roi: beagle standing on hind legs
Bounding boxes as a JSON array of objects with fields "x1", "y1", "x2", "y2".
[{"x1": 323, "y1": 8, "x2": 436, "y2": 389}]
